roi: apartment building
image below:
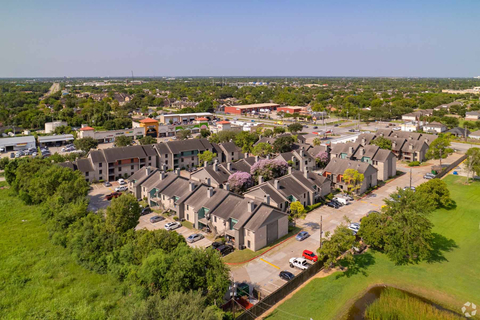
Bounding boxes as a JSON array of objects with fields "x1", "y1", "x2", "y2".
[
  {"x1": 322, "y1": 158, "x2": 378, "y2": 194},
  {"x1": 154, "y1": 138, "x2": 217, "y2": 170}
]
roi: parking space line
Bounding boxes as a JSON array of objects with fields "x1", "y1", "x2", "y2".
[{"x1": 260, "y1": 258, "x2": 280, "y2": 269}]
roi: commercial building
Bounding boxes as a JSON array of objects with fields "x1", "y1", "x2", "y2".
[
  {"x1": 78, "y1": 125, "x2": 145, "y2": 143},
  {"x1": 158, "y1": 113, "x2": 213, "y2": 124},
  {"x1": 277, "y1": 106, "x2": 307, "y2": 114},
  {"x1": 224, "y1": 103, "x2": 279, "y2": 115},
  {"x1": 132, "y1": 118, "x2": 159, "y2": 137},
  {"x1": 45, "y1": 121, "x2": 68, "y2": 134},
  {"x1": 0, "y1": 135, "x2": 36, "y2": 152},
  {"x1": 38, "y1": 134, "x2": 74, "y2": 147}
]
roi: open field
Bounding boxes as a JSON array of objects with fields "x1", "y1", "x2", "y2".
[
  {"x1": 0, "y1": 183, "x2": 128, "y2": 319},
  {"x1": 266, "y1": 175, "x2": 480, "y2": 320}
]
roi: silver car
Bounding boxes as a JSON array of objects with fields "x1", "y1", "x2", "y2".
[{"x1": 186, "y1": 234, "x2": 204, "y2": 243}]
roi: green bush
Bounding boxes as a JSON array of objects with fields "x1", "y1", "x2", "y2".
[
  {"x1": 305, "y1": 202, "x2": 323, "y2": 212},
  {"x1": 408, "y1": 161, "x2": 421, "y2": 167}
]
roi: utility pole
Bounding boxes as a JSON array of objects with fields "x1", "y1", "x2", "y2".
[
  {"x1": 410, "y1": 168, "x2": 412, "y2": 188},
  {"x1": 319, "y1": 215, "x2": 323, "y2": 249}
]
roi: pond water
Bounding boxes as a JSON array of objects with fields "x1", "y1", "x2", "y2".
[{"x1": 346, "y1": 285, "x2": 463, "y2": 319}]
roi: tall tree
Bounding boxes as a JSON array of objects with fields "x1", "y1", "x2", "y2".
[
  {"x1": 317, "y1": 224, "x2": 356, "y2": 268},
  {"x1": 74, "y1": 137, "x2": 98, "y2": 153},
  {"x1": 252, "y1": 142, "x2": 273, "y2": 157},
  {"x1": 273, "y1": 135, "x2": 295, "y2": 153},
  {"x1": 289, "y1": 201, "x2": 306, "y2": 226},
  {"x1": 139, "y1": 135, "x2": 157, "y2": 145},
  {"x1": 198, "y1": 150, "x2": 217, "y2": 165},
  {"x1": 115, "y1": 135, "x2": 133, "y2": 147},
  {"x1": 465, "y1": 147, "x2": 480, "y2": 181},
  {"x1": 287, "y1": 123, "x2": 303, "y2": 134},
  {"x1": 273, "y1": 126, "x2": 286, "y2": 135},
  {"x1": 105, "y1": 194, "x2": 141, "y2": 234},
  {"x1": 371, "y1": 136, "x2": 392, "y2": 150},
  {"x1": 176, "y1": 129, "x2": 192, "y2": 140},
  {"x1": 343, "y1": 169, "x2": 364, "y2": 194},
  {"x1": 425, "y1": 135, "x2": 453, "y2": 166}
]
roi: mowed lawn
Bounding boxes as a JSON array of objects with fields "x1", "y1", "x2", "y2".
[
  {"x1": 267, "y1": 175, "x2": 480, "y2": 320},
  {"x1": 0, "y1": 185, "x2": 127, "y2": 319}
]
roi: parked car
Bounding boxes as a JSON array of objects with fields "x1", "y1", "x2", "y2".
[
  {"x1": 313, "y1": 126, "x2": 318, "y2": 129},
  {"x1": 118, "y1": 178, "x2": 126, "y2": 185},
  {"x1": 302, "y1": 250, "x2": 318, "y2": 262},
  {"x1": 348, "y1": 129, "x2": 355, "y2": 132},
  {"x1": 279, "y1": 270, "x2": 295, "y2": 281},
  {"x1": 10, "y1": 152, "x2": 15, "y2": 158},
  {"x1": 327, "y1": 201, "x2": 340, "y2": 209},
  {"x1": 340, "y1": 193, "x2": 354, "y2": 201},
  {"x1": 403, "y1": 186, "x2": 416, "y2": 192},
  {"x1": 149, "y1": 215, "x2": 165, "y2": 223},
  {"x1": 289, "y1": 257, "x2": 310, "y2": 270},
  {"x1": 209, "y1": 241, "x2": 223, "y2": 250},
  {"x1": 216, "y1": 244, "x2": 234, "y2": 256},
  {"x1": 334, "y1": 124, "x2": 339, "y2": 127},
  {"x1": 104, "y1": 192, "x2": 122, "y2": 200},
  {"x1": 333, "y1": 196, "x2": 349, "y2": 205},
  {"x1": 164, "y1": 221, "x2": 181, "y2": 230},
  {"x1": 0, "y1": 147, "x2": 5, "y2": 153},
  {"x1": 296, "y1": 231, "x2": 310, "y2": 241},
  {"x1": 330, "y1": 199, "x2": 343, "y2": 206},
  {"x1": 115, "y1": 186, "x2": 128, "y2": 192},
  {"x1": 424, "y1": 173, "x2": 436, "y2": 179},
  {"x1": 141, "y1": 207, "x2": 152, "y2": 215},
  {"x1": 186, "y1": 233, "x2": 204, "y2": 243},
  {"x1": 104, "y1": 181, "x2": 112, "y2": 187},
  {"x1": 348, "y1": 222, "x2": 360, "y2": 235}
]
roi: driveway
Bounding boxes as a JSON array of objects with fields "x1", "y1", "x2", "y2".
[
  {"x1": 88, "y1": 181, "x2": 119, "y2": 211},
  {"x1": 136, "y1": 212, "x2": 212, "y2": 248},
  {"x1": 230, "y1": 153, "x2": 464, "y2": 296}
]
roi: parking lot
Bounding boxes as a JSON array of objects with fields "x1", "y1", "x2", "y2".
[
  {"x1": 88, "y1": 181, "x2": 122, "y2": 211},
  {"x1": 136, "y1": 212, "x2": 212, "y2": 248},
  {"x1": 231, "y1": 153, "x2": 464, "y2": 296}
]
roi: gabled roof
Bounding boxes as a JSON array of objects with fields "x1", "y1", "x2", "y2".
[
  {"x1": 89, "y1": 150, "x2": 106, "y2": 163},
  {"x1": 385, "y1": 137, "x2": 406, "y2": 152},
  {"x1": 217, "y1": 120, "x2": 231, "y2": 124},
  {"x1": 401, "y1": 140, "x2": 428, "y2": 153},
  {"x1": 330, "y1": 142, "x2": 361, "y2": 157},
  {"x1": 182, "y1": 185, "x2": 229, "y2": 210},
  {"x1": 139, "y1": 118, "x2": 158, "y2": 123},
  {"x1": 352, "y1": 145, "x2": 380, "y2": 160},
  {"x1": 356, "y1": 133, "x2": 376, "y2": 146},
  {"x1": 58, "y1": 161, "x2": 76, "y2": 170},
  {"x1": 324, "y1": 158, "x2": 377, "y2": 176},
  {"x1": 424, "y1": 121, "x2": 445, "y2": 128},
  {"x1": 372, "y1": 149, "x2": 394, "y2": 163},
  {"x1": 375, "y1": 129, "x2": 393, "y2": 137},
  {"x1": 243, "y1": 205, "x2": 286, "y2": 232},
  {"x1": 102, "y1": 145, "x2": 148, "y2": 163},
  {"x1": 219, "y1": 141, "x2": 241, "y2": 154},
  {"x1": 128, "y1": 166, "x2": 158, "y2": 186},
  {"x1": 157, "y1": 138, "x2": 212, "y2": 154},
  {"x1": 79, "y1": 126, "x2": 94, "y2": 131},
  {"x1": 76, "y1": 158, "x2": 94, "y2": 172}
]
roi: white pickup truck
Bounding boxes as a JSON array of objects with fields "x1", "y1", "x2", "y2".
[{"x1": 289, "y1": 258, "x2": 310, "y2": 270}]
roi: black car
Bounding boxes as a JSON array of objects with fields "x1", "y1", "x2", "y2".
[
  {"x1": 210, "y1": 242, "x2": 223, "y2": 250},
  {"x1": 313, "y1": 126, "x2": 318, "y2": 129},
  {"x1": 327, "y1": 201, "x2": 340, "y2": 209},
  {"x1": 141, "y1": 207, "x2": 152, "y2": 215},
  {"x1": 216, "y1": 244, "x2": 234, "y2": 256},
  {"x1": 279, "y1": 271, "x2": 295, "y2": 281}
]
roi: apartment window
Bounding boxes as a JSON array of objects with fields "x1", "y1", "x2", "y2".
[
  {"x1": 181, "y1": 158, "x2": 184, "y2": 163},
  {"x1": 119, "y1": 167, "x2": 122, "y2": 172},
  {"x1": 148, "y1": 156, "x2": 151, "y2": 160},
  {"x1": 231, "y1": 157, "x2": 234, "y2": 161},
  {"x1": 231, "y1": 152, "x2": 234, "y2": 156},
  {"x1": 214, "y1": 216, "x2": 217, "y2": 223},
  {"x1": 187, "y1": 214, "x2": 189, "y2": 220},
  {"x1": 99, "y1": 170, "x2": 102, "y2": 175},
  {"x1": 305, "y1": 160, "x2": 308, "y2": 165},
  {"x1": 191, "y1": 156, "x2": 194, "y2": 161},
  {"x1": 187, "y1": 205, "x2": 189, "y2": 210},
  {"x1": 247, "y1": 240, "x2": 251, "y2": 249},
  {"x1": 99, "y1": 163, "x2": 102, "y2": 168},
  {"x1": 131, "y1": 165, "x2": 134, "y2": 170},
  {"x1": 165, "y1": 160, "x2": 168, "y2": 164},
  {"x1": 280, "y1": 203, "x2": 282, "y2": 209},
  {"x1": 85, "y1": 172, "x2": 89, "y2": 177},
  {"x1": 118, "y1": 160, "x2": 122, "y2": 165}
]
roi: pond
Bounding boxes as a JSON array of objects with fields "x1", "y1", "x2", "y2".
[{"x1": 346, "y1": 285, "x2": 463, "y2": 320}]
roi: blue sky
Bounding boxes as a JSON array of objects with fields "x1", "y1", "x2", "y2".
[{"x1": 1, "y1": 0, "x2": 479, "y2": 77}]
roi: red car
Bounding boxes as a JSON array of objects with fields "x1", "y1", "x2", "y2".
[
  {"x1": 105, "y1": 192, "x2": 122, "y2": 200},
  {"x1": 302, "y1": 250, "x2": 318, "y2": 262}
]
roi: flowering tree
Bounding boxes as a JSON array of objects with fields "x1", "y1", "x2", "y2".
[
  {"x1": 228, "y1": 172, "x2": 253, "y2": 192},
  {"x1": 250, "y1": 159, "x2": 289, "y2": 181},
  {"x1": 315, "y1": 151, "x2": 329, "y2": 168}
]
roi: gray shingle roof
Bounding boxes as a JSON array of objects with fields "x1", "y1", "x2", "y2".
[
  {"x1": 89, "y1": 150, "x2": 106, "y2": 163},
  {"x1": 76, "y1": 158, "x2": 94, "y2": 172},
  {"x1": 243, "y1": 205, "x2": 286, "y2": 232},
  {"x1": 102, "y1": 145, "x2": 148, "y2": 163},
  {"x1": 219, "y1": 142, "x2": 241, "y2": 154},
  {"x1": 324, "y1": 158, "x2": 377, "y2": 176}
]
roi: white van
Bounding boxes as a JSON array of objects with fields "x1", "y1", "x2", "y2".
[{"x1": 333, "y1": 196, "x2": 349, "y2": 205}]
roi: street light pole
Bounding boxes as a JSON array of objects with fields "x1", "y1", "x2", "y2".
[
  {"x1": 320, "y1": 215, "x2": 323, "y2": 249},
  {"x1": 410, "y1": 168, "x2": 412, "y2": 188}
]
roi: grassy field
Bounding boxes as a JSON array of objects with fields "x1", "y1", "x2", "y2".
[
  {"x1": 266, "y1": 175, "x2": 480, "y2": 320},
  {"x1": 365, "y1": 287, "x2": 463, "y2": 320},
  {"x1": 0, "y1": 183, "x2": 128, "y2": 319}
]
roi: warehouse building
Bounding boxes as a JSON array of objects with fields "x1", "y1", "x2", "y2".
[
  {"x1": 38, "y1": 134, "x2": 75, "y2": 147},
  {"x1": 224, "y1": 103, "x2": 279, "y2": 115},
  {"x1": 0, "y1": 136, "x2": 36, "y2": 152}
]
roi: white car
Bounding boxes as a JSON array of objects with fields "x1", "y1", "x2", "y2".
[
  {"x1": 115, "y1": 186, "x2": 128, "y2": 192},
  {"x1": 289, "y1": 258, "x2": 310, "y2": 270},
  {"x1": 164, "y1": 221, "x2": 181, "y2": 231},
  {"x1": 348, "y1": 222, "x2": 360, "y2": 235},
  {"x1": 118, "y1": 178, "x2": 126, "y2": 185},
  {"x1": 0, "y1": 147, "x2": 5, "y2": 153}
]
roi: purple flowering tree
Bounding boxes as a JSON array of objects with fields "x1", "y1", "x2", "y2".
[
  {"x1": 228, "y1": 171, "x2": 254, "y2": 192},
  {"x1": 315, "y1": 151, "x2": 329, "y2": 168},
  {"x1": 250, "y1": 159, "x2": 289, "y2": 181}
]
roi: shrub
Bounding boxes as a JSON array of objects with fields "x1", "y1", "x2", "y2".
[{"x1": 408, "y1": 161, "x2": 421, "y2": 167}]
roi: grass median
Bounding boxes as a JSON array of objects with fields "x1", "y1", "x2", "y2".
[{"x1": 266, "y1": 175, "x2": 480, "y2": 320}]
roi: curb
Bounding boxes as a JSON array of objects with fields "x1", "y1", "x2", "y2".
[{"x1": 225, "y1": 232, "x2": 300, "y2": 266}]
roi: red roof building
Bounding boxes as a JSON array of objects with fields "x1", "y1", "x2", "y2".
[{"x1": 79, "y1": 126, "x2": 95, "y2": 131}]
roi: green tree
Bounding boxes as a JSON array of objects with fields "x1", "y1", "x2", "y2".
[
  {"x1": 343, "y1": 169, "x2": 364, "y2": 194},
  {"x1": 313, "y1": 137, "x2": 321, "y2": 146},
  {"x1": 198, "y1": 150, "x2": 217, "y2": 164},
  {"x1": 371, "y1": 136, "x2": 392, "y2": 150},
  {"x1": 273, "y1": 126, "x2": 286, "y2": 135},
  {"x1": 287, "y1": 123, "x2": 303, "y2": 133},
  {"x1": 416, "y1": 179, "x2": 453, "y2": 209},
  {"x1": 317, "y1": 224, "x2": 356, "y2": 268},
  {"x1": 273, "y1": 135, "x2": 295, "y2": 153},
  {"x1": 139, "y1": 135, "x2": 157, "y2": 145},
  {"x1": 177, "y1": 129, "x2": 192, "y2": 140},
  {"x1": 289, "y1": 201, "x2": 306, "y2": 225},
  {"x1": 132, "y1": 291, "x2": 223, "y2": 320},
  {"x1": 115, "y1": 135, "x2": 133, "y2": 147},
  {"x1": 74, "y1": 137, "x2": 98, "y2": 153},
  {"x1": 105, "y1": 194, "x2": 141, "y2": 234},
  {"x1": 425, "y1": 135, "x2": 453, "y2": 166},
  {"x1": 358, "y1": 211, "x2": 387, "y2": 250},
  {"x1": 252, "y1": 142, "x2": 273, "y2": 157},
  {"x1": 234, "y1": 131, "x2": 259, "y2": 153},
  {"x1": 200, "y1": 129, "x2": 210, "y2": 138},
  {"x1": 465, "y1": 147, "x2": 480, "y2": 181},
  {"x1": 0, "y1": 157, "x2": 9, "y2": 170},
  {"x1": 263, "y1": 128, "x2": 274, "y2": 137}
]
